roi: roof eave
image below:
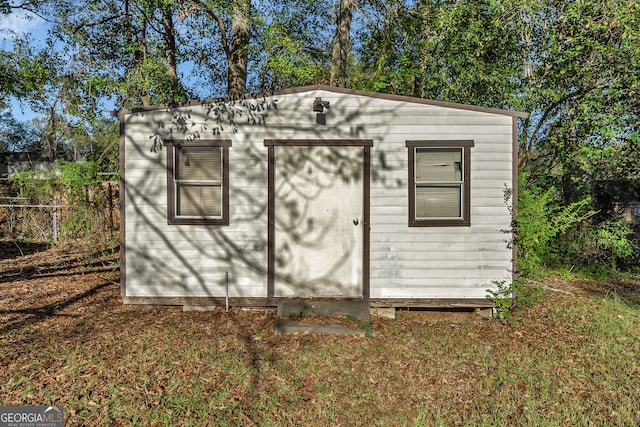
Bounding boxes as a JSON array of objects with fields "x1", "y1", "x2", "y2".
[{"x1": 116, "y1": 84, "x2": 528, "y2": 119}]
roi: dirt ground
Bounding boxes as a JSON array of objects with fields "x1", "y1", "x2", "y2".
[{"x1": 0, "y1": 239, "x2": 492, "y2": 339}]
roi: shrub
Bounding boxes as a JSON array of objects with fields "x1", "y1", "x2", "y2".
[
  {"x1": 565, "y1": 217, "x2": 637, "y2": 270},
  {"x1": 511, "y1": 174, "x2": 594, "y2": 277},
  {"x1": 8, "y1": 161, "x2": 117, "y2": 244}
]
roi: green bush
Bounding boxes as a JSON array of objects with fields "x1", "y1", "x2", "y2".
[
  {"x1": 564, "y1": 218, "x2": 637, "y2": 270},
  {"x1": 512, "y1": 174, "x2": 594, "y2": 277},
  {"x1": 512, "y1": 173, "x2": 638, "y2": 276}
]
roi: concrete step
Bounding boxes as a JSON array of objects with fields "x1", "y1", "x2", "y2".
[
  {"x1": 275, "y1": 299, "x2": 373, "y2": 335},
  {"x1": 276, "y1": 299, "x2": 370, "y2": 320},
  {"x1": 274, "y1": 318, "x2": 372, "y2": 336}
]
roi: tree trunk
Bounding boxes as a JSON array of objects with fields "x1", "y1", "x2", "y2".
[
  {"x1": 330, "y1": 0, "x2": 356, "y2": 88},
  {"x1": 125, "y1": 0, "x2": 151, "y2": 107},
  {"x1": 161, "y1": 2, "x2": 180, "y2": 101},
  {"x1": 138, "y1": 20, "x2": 152, "y2": 107},
  {"x1": 228, "y1": 0, "x2": 249, "y2": 96}
]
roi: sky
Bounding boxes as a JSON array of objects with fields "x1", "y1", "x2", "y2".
[
  {"x1": 0, "y1": 8, "x2": 44, "y2": 40},
  {"x1": 0, "y1": 2, "x2": 361, "y2": 124},
  {"x1": 1, "y1": 5, "x2": 209, "y2": 124}
]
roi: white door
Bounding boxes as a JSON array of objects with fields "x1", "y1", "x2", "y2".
[{"x1": 273, "y1": 145, "x2": 364, "y2": 297}]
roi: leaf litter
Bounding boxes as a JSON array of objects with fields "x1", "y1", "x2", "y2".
[{"x1": 1, "y1": 240, "x2": 640, "y2": 425}]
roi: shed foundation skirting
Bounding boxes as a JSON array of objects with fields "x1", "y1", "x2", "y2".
[{"x1": 121, "y1": 296, "x2": 495, "y2": 309}]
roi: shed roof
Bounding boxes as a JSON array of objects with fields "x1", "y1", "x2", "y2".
[{"x1": 117, "y1": 85, "x2": 528, "y2": 119}]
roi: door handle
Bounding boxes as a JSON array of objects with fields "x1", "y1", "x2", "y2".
[{"x1": 353, "y1": 218, "x2": 359, "y2": 226}]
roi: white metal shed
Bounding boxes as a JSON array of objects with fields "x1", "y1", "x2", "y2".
[{"x1": 119, "y1": 85, "x2": 526, "y2": 308}]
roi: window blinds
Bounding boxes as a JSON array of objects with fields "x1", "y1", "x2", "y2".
[
  {"x1": 415, "y1": 148, "x2": 463, "y2": 218},
  {"x1": 175, "y1": 146, "x2": 222, "y2": 217}
]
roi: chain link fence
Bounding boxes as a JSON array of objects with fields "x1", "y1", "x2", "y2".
[{"x1": 0, "y1": 180, "x2": 119, "y2": 244}]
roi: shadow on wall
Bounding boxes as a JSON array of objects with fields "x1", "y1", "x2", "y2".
[
  {"x1": 123, "y1": 92, "x2": 404, "y2": 298},
  {"x1": 273, "y1": 144, "x2": 364, "y2": 295}
]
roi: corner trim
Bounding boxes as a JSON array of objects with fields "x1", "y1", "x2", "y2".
[{"x1": 119, "y1": 117, "x2": 126, "y2": 297}]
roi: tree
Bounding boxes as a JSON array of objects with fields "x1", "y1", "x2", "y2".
[
  {"x1": 0, "y1": 36, "x2": 57, "y2": 108},
  {"x1": 354, "y1": 0, "x2": 522, "y2": 105},
  {"x1": 330, "y1": 0, "x2": 356, "y2": 87},
  {"x1": 517, "y1": 1, "x2": 640, "y2": 186},
  {"x1": 0, "y1": 111, "x2": 41, "y2": 152},
  {"x1": 510, "y1": 0, "x2": 640, "y2": 269},
  {"x1": 24, "y1": 0, "x2": 193, "y2": 109},
  {"x1": 250, "y1": 0, "x2": 332, "y2": 91},
  {"x1": 0, "y1": 33, "x2": 64, "y2": 156},
  {"x1": 182, "y1": 0, "x2": 251, "y2": 96},
  {"x1": 229, "y1": 0, "x2": 250, "y2": 95}
]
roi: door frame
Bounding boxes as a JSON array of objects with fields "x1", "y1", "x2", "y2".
[{"x1": 264, "y1": 139, "x2": 372, "y2": 299}]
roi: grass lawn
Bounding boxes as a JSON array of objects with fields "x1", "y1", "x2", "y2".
[{"x1": 1, "y1": 241, "x2": 639, "y2": 426}]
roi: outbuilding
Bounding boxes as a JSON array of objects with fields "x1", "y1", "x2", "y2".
[{"x1": 119, "y1": 85, "x2": 526, "y2": 309}]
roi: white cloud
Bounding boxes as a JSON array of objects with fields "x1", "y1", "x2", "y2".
[{"x1": 0, "y1": 9, "x2": 45, "y2": 40}]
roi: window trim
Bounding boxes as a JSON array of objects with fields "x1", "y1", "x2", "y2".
[
  {"x1": 406, "y1": 140, "x2": 474, "y2": 227},
  {"x1": 165, "y1": 139, "x2": 231, "y2": 225}
]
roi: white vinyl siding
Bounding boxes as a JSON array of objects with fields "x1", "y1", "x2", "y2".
[{"x1": 122, "y1": 88, "x2": 517, "y2": 301}]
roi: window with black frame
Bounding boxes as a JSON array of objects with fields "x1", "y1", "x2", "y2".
[
  {"x1": 406, "y1": 140, "x2": 474, "y2": 227},
  {"x1": 165, "y1": 140, "x2": 231, "y2": 225}
]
